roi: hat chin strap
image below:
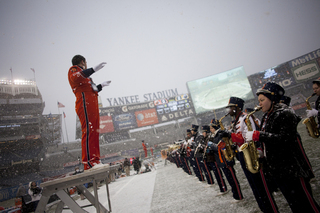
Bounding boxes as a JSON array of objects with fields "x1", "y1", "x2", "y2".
[{"x1": 267, "y1": 103, "x2": 275, "y2": 113}]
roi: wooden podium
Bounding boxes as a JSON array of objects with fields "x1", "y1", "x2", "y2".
[{"x1": 35, "y1": 164, "x2": 119, "y2": 213}]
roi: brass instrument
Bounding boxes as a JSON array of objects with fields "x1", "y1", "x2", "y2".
[
  {"x1": 302, "y1": 93, "x2": 319, "y2": 138},
  {"x1": 202, "y1": 137, "x2": 210, "y2": 159},
  {"x1": 219, "y1": 113, "x2": 235, "y2": 161},
  {"x1": 239, "y1": 106, "x2": 261, "y2": 174},
  {"x1": 194, "y1": 136, "x2": 204, "y2": 156},
  {"x1": 167, "y1": 144, "x2": 180, "y2": 152},
  {"x1": 194, "y1": 143, "x2": 201, "y2": 156}
]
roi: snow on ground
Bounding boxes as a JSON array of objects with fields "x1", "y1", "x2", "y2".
[{"x1": 60, "y1": 169, "x2": 156, "y2": 213}]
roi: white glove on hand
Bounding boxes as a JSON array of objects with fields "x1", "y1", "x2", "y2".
[
  {"x1": 93, "y1": 62, "x2": 107, "y2": 72},
  {"x1": 257, "y1": 148, "x2": 264, "y2": 158},
  {"x1": 306, "y1": 108, "x2": 318, "y2": 118},
  {"x1": 101, "y1": 81, "x2": 111, "y2": 87},
  {"x1": 246, "y1": 131, "x2": 254, "y2": 141}
]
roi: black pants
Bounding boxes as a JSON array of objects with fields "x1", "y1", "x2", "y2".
[
  {"x1": 238, "y1": 152, "x2": 278, "y2": 213},
  {"x1": 221, "y1": 166, "x2": 243, "y2": 200},
  {"x1": 274, "y1": 176, "x2": 320, "y2": 213}
]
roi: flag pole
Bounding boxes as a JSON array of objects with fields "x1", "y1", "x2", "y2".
[
  {"x1": 50, "y1": 113, "x2": 54, "y2": 143},
  {"x1": 57, "y1": 103, "x2": 65, "y2": 143},
  {"x1": 31, "y1": 68, "x2": 36, "y2": 83},
  {"x1": 63, "y1": 112, "x2": 69, "y2": 143},
  {"x1": 10, "y1": 67, "x2": 13, "y2": 83},
  {"x1": 10, "y1": 67, "x2": 14, "y2": 95}
]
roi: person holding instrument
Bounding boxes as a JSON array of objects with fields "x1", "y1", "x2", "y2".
[
  {"x1": 246, "y1": 82, "x2": 319, "y2": 212},
  {"x1": 306, "y1": 77, "x2": 320, "y2": 130},
  {"x1": 220, "y1": 97, "x2": 278, "y2": 212}
]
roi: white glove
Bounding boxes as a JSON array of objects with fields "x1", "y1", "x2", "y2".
[
  {"x1": 101, "y1": 81, "x2": 111, "y2": 87},
  {"x1": 93, "y1": 62, "x2": 107, "y2": 72},
  {"x1": 257, "y1": 148, "x2": 264, "y2": 158},
  {"x1": 306, "y1": 108, "x2": 318, "y2": 118},
  {"x1": 246, "y1": 131, "x2": 254, "y2": 141}
]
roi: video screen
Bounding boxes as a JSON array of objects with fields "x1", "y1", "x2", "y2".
[{"x1": 186, "y1": 66, "x2": 254, "y2": 114}]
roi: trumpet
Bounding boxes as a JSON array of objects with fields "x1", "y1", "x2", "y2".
[
  {"x1": 219, "y1": 113, "x2": 235, "y2": 161},
  {"x1": 302, "y1": 93, "x2": 319, "y2": 138},
  {"x1": 239, "y1": 106, "x2": 261, "y2": 174}
]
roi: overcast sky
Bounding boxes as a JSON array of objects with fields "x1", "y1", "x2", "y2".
[{"x1": 1, "y1": 0, "x2": 320, "y2": 142}]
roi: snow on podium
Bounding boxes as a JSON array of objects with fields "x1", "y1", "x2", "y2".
[{"x1": 35, "y1": 164, "x2": 120, "y2": 213}]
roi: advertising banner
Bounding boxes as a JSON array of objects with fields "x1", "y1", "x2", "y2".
[
  {"x1": 121, "y1": 148, "x2": 140, "y2": 157},
  {"x1": 99, "y1": 115, "x2": 114, "y2": 133},
  {"x1": 247, "y1": 62, "x2": 295, "y2": 95},
  {"x1": 113, "y1": 113, "x2": 136, "y2": 131},
  {"x1": 103, "y1": 131, "x2": 130, "y2": 143},
  {"x1": 247, "y1": 48, "x2": 320, "y2": 114},
  {"x1": 99, "y1": 96, "x2": 195, "y2": 131},
  {"x1": 155, "y1": 94, "x2": 195, "y2": 122},
  {"x1": 135, "y1": 108, "x2": 159, "y2": 127},
  {"x1": 290, "y1": 60, "x2": 320, "y2": 83}
]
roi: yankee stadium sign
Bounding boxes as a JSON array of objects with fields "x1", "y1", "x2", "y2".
[{"x1": 106, "y1": 88, "x2": 179, "y2": 106}]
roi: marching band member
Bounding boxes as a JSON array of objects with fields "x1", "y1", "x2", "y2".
[
  {"x1": 221, "y1": 97, "x2": 278, "y2": 212},
  {"x1": 246, "y1": 82, "x2": 320, "y2": 212},
  {"x1": 208, "y1": 119, "x2": 243, "y2": 200},
  {"x1": 280, "y1": 95, "x2": 315, "y2": 179},
  {"x1": 306, "y1": 77, "x2": 320, "y2": 127},
  {"x1": 190, "y1": 125, "x2": 205, "y2": 181},
  {"x1": 171, "y1": 148, "x2": 180, "y2": 168},
  {"x1": 179, "y1": 135, "x2": 192, "y2": 175},
  {"x1": 185, "y1": 129, "x2": 195, "y2": 176},
  {"x1": 198, "y1": 125, "x2": 215, "y2": 185},
  {"x1": 279, "y1": 95, "x2": 295, "y2": 113}
]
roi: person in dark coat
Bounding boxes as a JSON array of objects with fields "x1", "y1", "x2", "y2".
[
  {"x1": 16, "y1": 183, "x2": 26, "y2": 197},
  {"x1": 198, "y1": 125, "x2": 215, "y2": 185},
  {"x1": 220, "y1": 97, "x2": 279, "y2": 212},
  {"x1": 306, "y1": 77, "x2": 320, "y2": 127},
  {"x1": 246, "y1": 81, "x2": 320, "y2": 212},
  {"x1": 133, "y1": 157, "x2": 141, "y2": 174},
  {"x1": 208, "y1": 120, "x2": 243, "y2": 200},
  {"x1": 123, "y1": 158, "x2": 131, "y2": 176},
  {"x1": 191, "y1": 124, "x2": 206, "y2": 182}
]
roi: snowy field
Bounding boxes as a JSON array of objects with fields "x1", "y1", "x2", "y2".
[{"x1": 50, "y1": 122, "x2": 320, "y2": 213}]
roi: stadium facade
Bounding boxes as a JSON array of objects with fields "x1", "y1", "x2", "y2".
[{"x1": 0, "y1": 79, "x2": 46, "y2": 180}]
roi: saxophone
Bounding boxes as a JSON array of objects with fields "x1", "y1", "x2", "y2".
[
  {"x1": 239, "y1": 106, "x2": 261, "y2": 174},
  {"x1": 302, "y1": 93, "x2": 319, "y2": 138},
  {"x1": 219, "y1": 113, "x2": 235, "y2": 161}
]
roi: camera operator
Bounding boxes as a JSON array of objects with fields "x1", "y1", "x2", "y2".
[{"x1": 27, "y1": 181, "x2": 42, "y2": 211}]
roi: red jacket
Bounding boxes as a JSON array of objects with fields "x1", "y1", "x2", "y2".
[{"x1": 68, "y1": 65, "x2": 98, "y2": 96}]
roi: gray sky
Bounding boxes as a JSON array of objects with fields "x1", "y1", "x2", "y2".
[{"x1": 1, "y1": 0, "x2": 320, "y2": 141}]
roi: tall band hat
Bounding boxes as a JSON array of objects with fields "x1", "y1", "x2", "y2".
[
  {"x1": 210, "y1": 118, "x2": 220, "y2": 130},
  {"x1": 186, "y1": 129, "x2": 191, "y2": 133},
  {"x1": 256, "y1": 82, "x2": 285, "y2": 103},
  {"x1": 226, "y1": 97, "x2": 245, "y2": 110},
  {"x1": 280, "y1": 95, "x2": 291, "y2": 106},
  {"x1": 312, "y1": 77, "x2": 320, "y2": 84},
  {"x1": 201, "y1": 125, "x2": 210, "y2": 133},
  {"x1": 191, "y1": 124, "x2": 199, "y2": 131}
]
